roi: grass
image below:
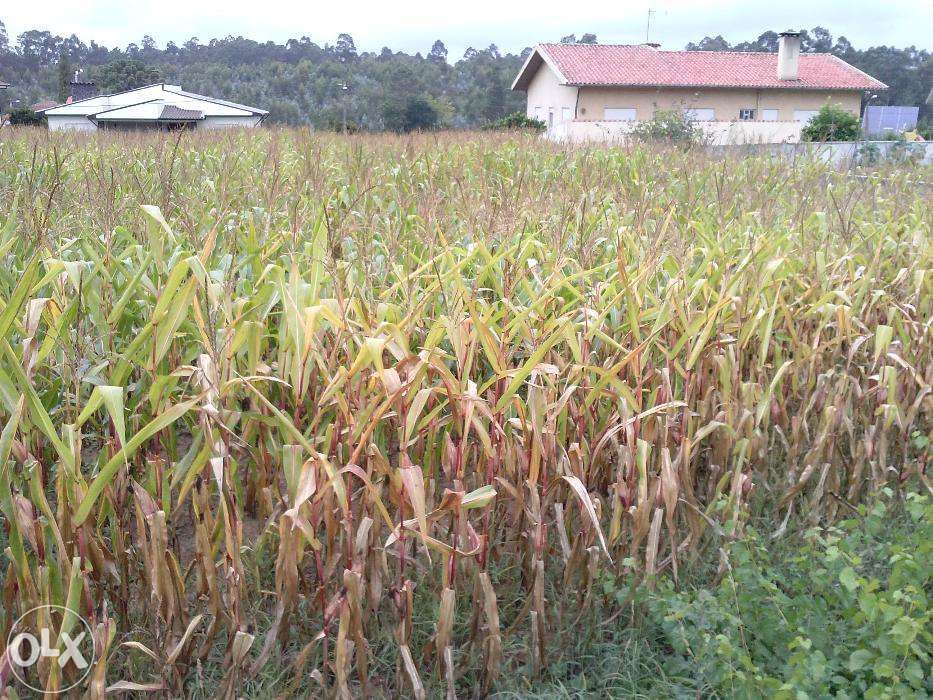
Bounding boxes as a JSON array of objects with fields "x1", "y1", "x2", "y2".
[{"x1": 0, "y1": 127, "x2": 929, "y2": 697}]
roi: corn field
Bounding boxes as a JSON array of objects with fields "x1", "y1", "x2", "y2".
[{"x1": 0, "y1": 129, "x2": 929, "y2": 697}]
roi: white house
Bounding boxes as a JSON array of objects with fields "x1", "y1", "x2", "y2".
[
  {"x1": 39, "y1": 83, "x2": 268, "y2": 131},
  {"x1": 512, "y1": 32, "x2": 886, "y2": 144}
]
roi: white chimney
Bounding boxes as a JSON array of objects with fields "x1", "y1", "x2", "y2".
[{"x1": 777, "y1": 31, "x2": 801, "y2": 81}]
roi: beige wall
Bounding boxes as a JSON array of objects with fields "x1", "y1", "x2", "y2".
[
  {"x1": 575, "y1": 85, "x2": 861, "y2": 122},
  {"x1": 525, "y1": 63, "x2": 578, "y2": 127}
]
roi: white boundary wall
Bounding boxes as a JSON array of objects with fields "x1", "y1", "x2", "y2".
[
  {"x1": 547, "y1": 120, "x2": 803, "y2": 145},
  {"x1": 544, "y1": 123, "x2": 933, "y2": 164},
  {"x1": 742, "y1": 141, "x2": 933, "y2": 165}
]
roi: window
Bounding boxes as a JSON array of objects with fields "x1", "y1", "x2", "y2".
[
  {"x1": 548, "y1": 110, "x2": 554, "y2": 128},
  {"x1": 761, "y1": 109, "x2": 779, "y2": 121},
  {"x1": 739, "y1": 108, "x2": 756, "y2": 121},
  {"x1": 534, "y1": 106, "x2": 542, "y2": 121},
  {"x1": 562, "y1": 107, "x2": 573, "y2": 122},
  {"x1": 683, "y1": 108, "x2": 715, "y2": 121},
  {"x1": 793, "y1": 110, "x2": 819, "y2": 124},
  {"x1": 603, "y1": 107, "x2": 636, "y2": 121}
]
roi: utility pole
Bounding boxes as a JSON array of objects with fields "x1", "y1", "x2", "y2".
[{"x1": 337, "y1": 81, "x2": 349, "y2": 135}]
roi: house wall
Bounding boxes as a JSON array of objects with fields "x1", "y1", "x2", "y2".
[
  {"x1": 48, "y1": 115, "x2": 97, "y2": 132},
  {"x1": 524, "y1": 63, "x2": 578, "y2": 128},
  {"x1": 574, "y1": 86, "x2": 861, "y2": 123},
  {"x1": 47, "y1": 115, "x2": 263, "y2": 131},
  {"x1": 198, "y1": 115, "x2": 264, "y2": 129}
]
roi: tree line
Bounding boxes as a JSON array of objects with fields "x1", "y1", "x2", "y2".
[{"x1": 0, "y1": 22, "x2": 928, "y2": 130}]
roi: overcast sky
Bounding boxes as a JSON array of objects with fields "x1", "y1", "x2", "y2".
[{"x1": 3, "y1": 0, "x2": 930, "y2": 59}]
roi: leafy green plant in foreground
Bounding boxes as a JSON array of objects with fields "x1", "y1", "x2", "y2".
[{"x1": 652, "y1": 491, "x2": 931, "y2": 698}]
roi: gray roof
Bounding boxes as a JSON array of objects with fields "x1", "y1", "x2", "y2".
[
  {"x1": 159, "y1": 105, "x2": 204, "y2": 121},
  {"x1": 164, "y1": 86, "x2": 267, "y2": 116}
]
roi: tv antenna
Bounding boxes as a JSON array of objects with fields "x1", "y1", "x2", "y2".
[{"x1": 645, "y1": 8, "x2": 656, "y2": 43}]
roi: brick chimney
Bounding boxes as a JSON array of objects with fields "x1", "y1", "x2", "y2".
[{"x1": 777, "y1": 31, "x2": 801, "y2": 81}]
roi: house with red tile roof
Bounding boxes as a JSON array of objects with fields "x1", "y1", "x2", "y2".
[{"x1": 511, "y1": 32, "x2": 886, "y2": 143}]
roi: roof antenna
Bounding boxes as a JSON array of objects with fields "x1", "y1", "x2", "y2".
[{"x1": 645, "y1": 8, "x2": 655, "y2": 43}]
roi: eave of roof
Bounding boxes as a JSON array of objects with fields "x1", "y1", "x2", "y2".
[
  {"x1": 38, "y1": 83, "x2": 269, "y2": 117},
  {"x1": 37, "y1": 83, "x2": 161, "y2": 113},
  {"x1": 164, "y1": 86, "x2": 268, "y2": 116},
  {"x1": 511, "y1": 49, "x2": 569, "y2": 91}
]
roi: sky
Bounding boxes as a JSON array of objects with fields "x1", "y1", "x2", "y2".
[{"x1": 3, "y1": 0, "x2": 930, "y2": 59}]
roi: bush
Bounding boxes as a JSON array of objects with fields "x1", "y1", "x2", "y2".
[
  {"x1": 9, "y1": 107, "x2": 45, "y2": 126},
  {"x1": 650, "y1": 491, "x2": 931, "y2": 698},
  {"x1": 484, "y1": 111, "x2": 546, "y2": 132},
  {"x1": 917, "y1": 116, "x2": 933, "y2": 141},
  {"x1": 630, "y1": 109, "x2": 707, "y2": 145},
  {"x1": 801, "y1": 104, "x2": 861, "y2": 142}
]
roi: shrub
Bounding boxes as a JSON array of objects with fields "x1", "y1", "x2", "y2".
[
  {"x1": 9, "y1": 107, "x2": 45, "y2": 126},
  {"x1": 650, "y1": 491, "x2": 931, "y2": 698},
  {"x1": 857, "y1": 141, "x2": 882, "y2": 164},
  {"x1": 801, "y1": 104, "x2": 861, "y2": 142},
  {"x1": 916, "y1": 116, "x2": 933, "y2": 141},
  {"x1": 484, "y1": 111, "x2": 546, "y2": 132},
  {"x1": 629, "y1": 109, "x2": 707, "y2": 145}
]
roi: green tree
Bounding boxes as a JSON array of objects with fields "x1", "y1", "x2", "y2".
[
  {"x1": 93, "y1": 59, "x2": 161, "y2": 93},
  {"x1": 381, "y1": 94, "x2": 438, "y2": 132},
  {"x1": 801, "y1": 104, "x2": 861, "y2": 141},
  {"x1": 560, "y1": 33, "x2": 598, "y2": 44},
  {"x1": 56, "y1": 49, "x2": 73, "y2": 102},
  {"x1": 428, "y1": 40, "x2": 447, "y2": 63}
]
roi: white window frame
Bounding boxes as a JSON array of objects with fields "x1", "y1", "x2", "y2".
[
  {"x1": 739, "y1": 108, "x2": 756, "y2": 121},
  {"x1": 683, "y1": 107, "x2": 715, "y2": 122},
  {"x1": 793, "y1": 109, "x2": 819, "y2": 124},
  {"x1": 603, "y1": 107, "x2": 637, "y2": 121},
  {"x1": 761, "y1": 109, "x2": 779, "y2": 122}
]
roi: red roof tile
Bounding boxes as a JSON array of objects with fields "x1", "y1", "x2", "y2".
[{"x1": 518, "y1": 44, "x2": 885, "y2": 91}]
